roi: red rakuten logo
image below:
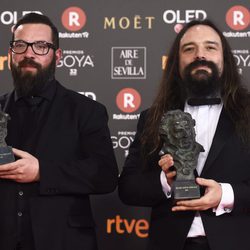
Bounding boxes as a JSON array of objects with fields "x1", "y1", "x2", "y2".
[
  {"x1": 226, "y1": 5, "x2": 250, "y2": 31},
  {"x1": 116, "y1": 88, "x2": 141, "y2": 113},
  {"x1": 61, "y1": 7, "x2": 87, "y2": 31}
]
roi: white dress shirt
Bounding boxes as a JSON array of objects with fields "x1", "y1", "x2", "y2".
[{"x1": 160, "y1": 103, "x2": 234, "y2": 237}]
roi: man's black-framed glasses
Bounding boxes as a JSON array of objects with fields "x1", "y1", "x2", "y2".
[{"x1": 10, "y1": 40, "x2": 56, "y2": 55}]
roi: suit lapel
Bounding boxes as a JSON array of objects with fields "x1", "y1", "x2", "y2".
[{"x1": 200, "y1": 108, "x2": 234, "y2": 176}]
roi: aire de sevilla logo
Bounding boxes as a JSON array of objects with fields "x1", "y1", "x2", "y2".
[
  {"x1": 116, "y1": 88, "x2": 141, "y2": 113},
  {"x1": 226, "y1": 5, "x2": 250, "y2": 31},
  {"x1": 61, "y1": 7, "x2": 87, "y2": 31}
]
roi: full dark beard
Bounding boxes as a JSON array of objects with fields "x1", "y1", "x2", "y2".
[
  {"x1": 11, "y1": 56, "x2": 56, "y2": 97},
  {"x1": 182, "y1": 60, "x2": 221, "y2": 98}
]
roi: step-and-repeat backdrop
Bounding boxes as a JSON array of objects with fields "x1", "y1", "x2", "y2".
[{"x1": 0, "y1": 0, "x2": 249, "y2": 249}]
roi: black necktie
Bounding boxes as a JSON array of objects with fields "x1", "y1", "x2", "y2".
[{"x1": 187, "y1": 98, "x2": 221, "y2": 106}]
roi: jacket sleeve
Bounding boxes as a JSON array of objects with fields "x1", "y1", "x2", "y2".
[
  {"x1": 231, "y1": 180, "x2": 250, "y2": 214},
  {"x1": 38, "y1": 102, "x2": 118, "y2": 196},
  {"x1": 118, "y1": 111, "x2": 167, "y2": 207}
]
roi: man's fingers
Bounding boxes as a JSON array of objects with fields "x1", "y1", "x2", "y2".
[
  {"x1": 0, "y1": 174, "x2": 19, "y2": 179},
  {"x1": 166, "y1": 171, "x2": 176, "y2": 179},
  {"x1": 12, "y1": 148, "x2": 30, "y2": 158},
  {"x1": 172, "y1": 205, "x2": 206, "y2": 211},
  {"x1": 196, "y1": 177, "x2": 213, "y2": 187},
  {"x1": 176, "y1": 198, "x2": 204, "y2": 207},
  {"x1": 159, "y1": 154, "x2": 174, "y2": 172},
  {"x1": 0, "y1": 162, "x2": 18, "y2": 172},
  {"x1": 172, "y1": 197, "x2": 209, "y2": 211}
]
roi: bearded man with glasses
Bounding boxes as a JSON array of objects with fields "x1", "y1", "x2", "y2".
[{"x1": 0, "y1": 13, "x2": 118, "y2": 250}]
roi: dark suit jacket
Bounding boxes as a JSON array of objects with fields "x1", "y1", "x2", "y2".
[
  {"x1": 119, "y1": 109, "x2": 250, "y2": 250},
  {"x1": 0, "y1": 81, "x2": 118, "y2": 250}
]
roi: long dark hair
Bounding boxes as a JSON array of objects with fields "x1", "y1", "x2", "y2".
[{"x1": 141, "y1": 19, "x2": 250, "y2": 160}]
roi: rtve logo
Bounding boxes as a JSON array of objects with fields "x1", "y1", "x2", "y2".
[
  {"x1": 107, "y1": 215, "x2": 149, "y2": 238},
  {"x1": 116, "y1": 88, "x2": 141, "y2": 113},
  {"x1": 226, "y1": 5, "x2": 250, "y2": 31},
  {"x1": 61, "y1": 7, "x2": 87, "y2": 31}
]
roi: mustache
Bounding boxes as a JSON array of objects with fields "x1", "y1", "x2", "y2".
[
  {"x1": 182, "y1": 59, "x2": 221, "y2": 98},
  {"x1": 18, "y1": 58, "x2": 42, "y2": 69},
  {"x1": 185, "y1": 60, "x2": 217, "y2": 73}
]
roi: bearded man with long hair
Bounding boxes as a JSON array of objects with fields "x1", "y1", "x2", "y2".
[{"x1": 119, "y1": 19, "x2": 250, "y2": 250}]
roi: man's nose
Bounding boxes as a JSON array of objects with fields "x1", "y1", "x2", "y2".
[
  {"x1": 195, "y1": 48, "x2": 206, "y2": 61},
  {"x1": 24, "y1": 45, "x2": 36, "y2": 58}
]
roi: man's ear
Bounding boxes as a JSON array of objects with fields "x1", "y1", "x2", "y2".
[{"x1": 55, "y1": 48, "x2": 62, "y2": 65}]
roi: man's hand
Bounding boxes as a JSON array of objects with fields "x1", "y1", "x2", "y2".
[
  {"x1": 158, "y1": 154, "x2": 176, "y2": 186},
  {"x1": 0, "y1": 148, "x2": 39, "y2": 183},
  {"x1": 172, "y1": 177, "x2": 222, "y2": 211}
]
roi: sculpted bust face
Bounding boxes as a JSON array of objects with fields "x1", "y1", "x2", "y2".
[
  {"x1": 159, "y1": 109, "x2": 204, "y2": 181},
  {"x1": 168, "y1": 118, "x2": 195, "y2": 150},
  {"x1": 159, "y1": 110, "x2": 196, "y2": 152}
]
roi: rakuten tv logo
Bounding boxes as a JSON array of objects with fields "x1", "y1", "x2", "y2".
[
  {"x1": 116, "y1": 88, "x2": 141, "y2": 113},
  {"x1": 61, "y1": 7, "x2": 87, "y2": 31},
  {"x1": 226, "y1": 5, "x2": 250, "y2": 31}
]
